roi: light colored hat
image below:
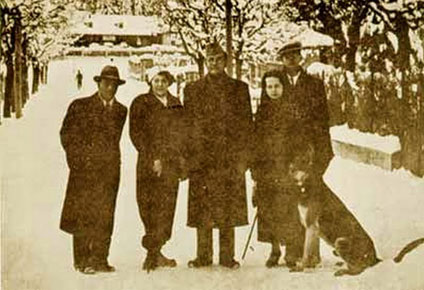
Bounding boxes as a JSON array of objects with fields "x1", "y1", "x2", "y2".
[
  {"x1": 146, "y1": 66, "x2": 175, "y2": 85},
  {"x1": 277, "y1": 41, "x2": 302, "y2": 57}
]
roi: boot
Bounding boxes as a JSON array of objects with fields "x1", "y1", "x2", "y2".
[
  {"x1": 142, "y1": 251, "x2": 158, "y2": 273},
  {"x1": 187, "y1": 257, "x2": 212, "y2": 268},
  {"x1": 265, "y1": 251, "x2": 281, "y2": 268},
  {"x1": 157, "y1": 252, "x2": 177, "y2": 268},
  {"x1": 219, "y1": 258, "x2": 240, "y2": 269}
]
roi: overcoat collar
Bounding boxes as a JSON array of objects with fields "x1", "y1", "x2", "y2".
[{"x1": 146, "y1": 90, "x2": 181, "y2": 108}]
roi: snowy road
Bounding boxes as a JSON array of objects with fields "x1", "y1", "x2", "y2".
[{"x1": 1, "y1": 57, "x2": 424, "y2": 290}]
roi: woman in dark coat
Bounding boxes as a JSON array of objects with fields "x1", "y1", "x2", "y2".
[
  {"x1": 129, "y1": 68, "x2": 185, "y2": 272},
  {"x1": 252, "y1": 70, "x2": 305, "y2": 268}
]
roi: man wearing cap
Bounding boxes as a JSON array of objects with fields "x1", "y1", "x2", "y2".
[
  {"x1": 277, "y1": 41, "x2": 334, "y2": 266},
  {"x1": 183, "y1": 41, "x2": 254, "y2": 269},
  {"x1": 59, "y1": 65, "x2": 128, "y2": 274}
]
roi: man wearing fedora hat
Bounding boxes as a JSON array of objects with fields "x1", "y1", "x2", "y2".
[
  {"x1": 271, "y1": 41, "x2": 334, "y2": 267},
  {"x1": 183, "y1": 41, "x2": 254, "y2": 269},
  {"x1": 59, "y1": 65, "x2": 127, "y2": 274}
]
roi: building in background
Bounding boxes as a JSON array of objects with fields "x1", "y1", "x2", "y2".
[{"x1": 70, "y1": 12, "x2": 172, "y2": 48}]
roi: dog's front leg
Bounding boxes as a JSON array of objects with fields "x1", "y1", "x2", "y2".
[
  {"x1": 303, "y1": 224, "x2": 320, "y2": 268},
  {"x1": 291, "y1": 224, "x2": 319, "y2": 272}
]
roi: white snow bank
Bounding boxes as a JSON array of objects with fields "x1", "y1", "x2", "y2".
[{"x1": 330, "y1": 124, "x2": 401, "y2": 154}]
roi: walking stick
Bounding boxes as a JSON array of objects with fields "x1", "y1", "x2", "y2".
[{"x1": 242, "y1": 213, "x2": 258, "y2": 260}]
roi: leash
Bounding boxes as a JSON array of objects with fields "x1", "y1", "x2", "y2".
[{"x1": 242, "y1": 213, "x2": 258, "y2": 260}]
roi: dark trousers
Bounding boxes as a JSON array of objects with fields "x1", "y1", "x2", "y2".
[
  {"x1": 196, "y1": 227, "x2": 235, "y2": 263},
  {"x1": 73, "y1": 232, "x2": 111, "y2": 268},
  {"x1": 137, "y1": 175, "x2": 179, "y2": 252}
]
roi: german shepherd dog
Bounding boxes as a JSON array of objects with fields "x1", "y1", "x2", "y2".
[{"x1": 288, "y1": 143, "x2": 381, "y2": 276}]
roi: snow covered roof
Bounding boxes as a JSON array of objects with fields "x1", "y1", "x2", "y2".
[
  {"x1": 70, "y1": 12, "x2": 165, "y2": 36},
  {"x1": 245, "y1": 22, "x2": 334, "y2": 62}
]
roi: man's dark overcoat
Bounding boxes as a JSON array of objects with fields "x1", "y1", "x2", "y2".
[
  {"x1": 129, "y1": 91, "x2": 185, "y2": 250},
  {"x1": 183, "y1": 74, "x2": 254, "y2": 228},
  {"x1": 60, "y1": 93, "x2": 127, "y2": 236},
  {"x1": 252, "y1": 69, "x2": 334, "y2": 243}
]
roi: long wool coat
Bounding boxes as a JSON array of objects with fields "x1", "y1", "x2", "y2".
[
  {"x1": 183, "y1": 73, "x2": 254, "y2": 228},
  {"x1": 252, "y1": 69, "x2": 333, "y2": 243},
  {"x1": 59, "y1": 93, "x2": 127, "y2": 236},
  {"x1": 129, "y1": 91, "x2": 185, "y2": 249}
]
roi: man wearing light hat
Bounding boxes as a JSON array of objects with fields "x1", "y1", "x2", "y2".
[
  {"x1": 60, "y1": 65, "x2": 128, "y2": 274},
  {"x1": 183, "y1": 41, "x2": 254, "y2": 269},
  {"x1": 274, "y1": 41, "x2": 334, "y2": 267}
]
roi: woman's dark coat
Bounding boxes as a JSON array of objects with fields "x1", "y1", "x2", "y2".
[
  {"x1": 60, "y1": 93, "x2": 127, "y2": 236},
  {"x1": 252, "y1": 69, "x2": 333, "y2": 242},
  {"x1": 129, "y1": 92, "x2": 185, "y2": 249},
  {"x1": 183, "y1": 73, "x2": 254, "y2": 228}
]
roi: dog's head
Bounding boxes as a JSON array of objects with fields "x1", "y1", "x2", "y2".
[{"x1": 288, "y1": 142, "x2": 315, "y2": 189}]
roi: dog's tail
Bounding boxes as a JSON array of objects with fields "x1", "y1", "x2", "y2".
[{"x1": 393, "y1": 237, "x2": 424, "y2": 263}]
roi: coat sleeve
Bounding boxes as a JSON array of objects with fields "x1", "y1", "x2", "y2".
[
  {"x1": 311, "y1": 78, "x2": 334, "y2": 176},
  {"x1": 60, "y1": 101, "x2": 87, "y2": 169},
  {"x1": 250, "y1": 98, "x2": 266, "y2": 181},
  {"x1": 182, "y1": 83, "x2": 204, "y2": 172},
  {"x1": 129, "y1": 97, "x2": 148, "y2": 154},
  {"x1": 237, "y1": 82, "x2": 255, "y2": 170}
]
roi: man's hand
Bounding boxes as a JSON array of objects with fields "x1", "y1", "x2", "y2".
[{"x1": 153, "y1": 159, "x2": 162, "y2": 177}]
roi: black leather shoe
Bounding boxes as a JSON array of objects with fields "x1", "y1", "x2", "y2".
[
  {"x1": 157, "y1": 252, "x2": 177, "y2": 268},
  {"x1": 265, "y1": 251, "x2": 281, "y2": 268},
  {"x1": 187, "y1": 257, "x2": 212, "y2": 268},
  {"x1": 219, "y1": 259, "x2": 240, "y2": 269}
]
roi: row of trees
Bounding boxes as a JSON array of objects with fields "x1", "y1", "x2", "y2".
[
  {"x1": 0, "y1": 0, "x2": 76, "y2": 120},
  {"x1": 286, "y1": 0, "x2": 424, "y2": 176}
]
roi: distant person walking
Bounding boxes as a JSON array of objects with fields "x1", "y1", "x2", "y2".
[
  {"x1": 60, "y1": 65, "x2": 127, "y2": 275},
  {"x1": 129, "y1": 67, "x2": 186, "y2": 272},
  {"x1": 76, "y1": 69, "x2": 83, "y2": 90}
]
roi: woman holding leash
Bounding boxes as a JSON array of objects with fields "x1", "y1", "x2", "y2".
[{"x1": 251, "y1": 69, "x2": 305, "y2": 268}]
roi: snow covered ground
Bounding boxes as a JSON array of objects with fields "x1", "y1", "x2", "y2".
[{"x1": 1, "y1": 56, "x2": 424, "y2": 290}]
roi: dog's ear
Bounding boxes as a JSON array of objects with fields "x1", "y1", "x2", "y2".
[{"x1": 306, "y1": 143, "x2": 315, "y2": 165}]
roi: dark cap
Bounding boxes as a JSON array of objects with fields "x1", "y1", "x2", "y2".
[
  {"x1": 93, "y1": 65, "x2": 126, "y2": 85},
  {"x1": 277, "y1": 41, "x2": 302, "y2": 57},
  {"x1": 205, "y1": 41, "x2": 226, "y2": 56}
]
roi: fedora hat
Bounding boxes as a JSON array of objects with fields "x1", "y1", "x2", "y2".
[
  {"x1": 93, "y1": 65, "x2": 126, "y2": 85},
  {"x1": 277, "y1": 41, "x2": 302, "y2": 57}
]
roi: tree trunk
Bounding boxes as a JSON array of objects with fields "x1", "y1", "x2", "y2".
[
  {"x1": 3, "y1": 58, "x2": 14, "y2": 118},
  {"x1": 13, "y1": 18, "x2": 23, "y2": 119},
  {"x1": 22, "y1": 58, "x2": 29, "y2": 107},
  {"x1": 345, "y1": 22, "x2": 361, "y2": 72},
  {"x1": 196, "y1": 57, "x2": 205, "y2": 78},
  {"x1": 44, "y1": 64, "x2": 49, "y2": 84},
  {"x1": 32, "y1": 64, "x2": 40, "y2": 94},
  {"x1": 40, "y1": 65, "x2": 45, "y2": 84},
  {"x1": 225, "y1": 0, "x2": 233, "y2": 78},
  {"x1": 235, "y1": 57, "x2": 242, "y2": 80}
]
